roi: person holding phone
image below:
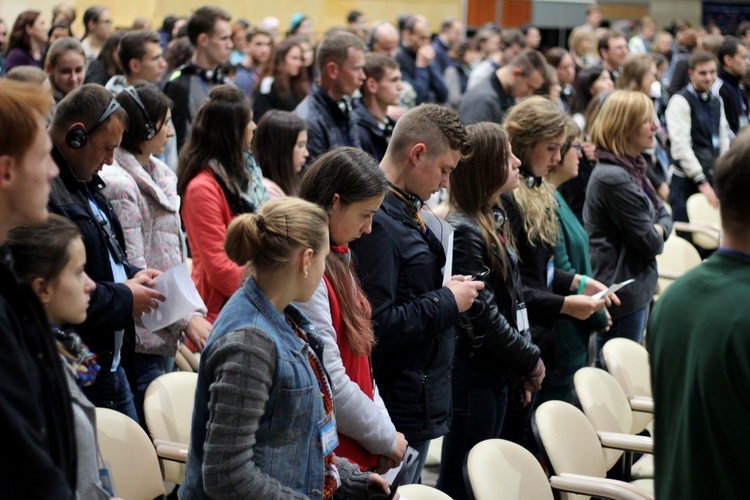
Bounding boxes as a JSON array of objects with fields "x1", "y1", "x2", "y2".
[{"x1": 437, "y1": 123, "x2": 545, "y2": 499}]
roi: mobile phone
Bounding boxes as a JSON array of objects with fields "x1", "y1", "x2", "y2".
[{"x1": 471, "y1": 268, "x2": 490, "y2": 281}]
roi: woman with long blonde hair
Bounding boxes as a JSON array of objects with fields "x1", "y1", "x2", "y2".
[{"x1": 503, "y1": 97, "x2": 612, "y2": 416}]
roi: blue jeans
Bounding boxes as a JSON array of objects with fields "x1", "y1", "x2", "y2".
[
  {"x1": 436, "y1": 356, "x2": 509, "y2": 499},
  {"x1": 113, "y1": 365, "x2": 139, "y2": 423},
  {"x1": 402, "y1": 439, "x2": 431, "y2": 485},
  {"x1": 134, "y1": 353, "x2": 174, "y2": 427},
  {"x1": 669, "y1": 175, "x2": 697, "y2": 226},
  {"x1": 594, "y1": 305, "x2": 649, "y2": 368}
]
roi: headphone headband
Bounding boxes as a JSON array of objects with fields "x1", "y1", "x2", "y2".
[{"x1": 123, "y1": 86, "x2": 157, "y2": 140}]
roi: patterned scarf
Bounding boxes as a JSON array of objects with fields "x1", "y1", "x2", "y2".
[
  {"x1": 596, "y1": 148, "x2": 659, "y2": 208},
  {"x1": 290, "y1": 321, "x2": 340, "y2": 498}
]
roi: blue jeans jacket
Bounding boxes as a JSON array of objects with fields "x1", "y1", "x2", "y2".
[{"x1": 181, "y1": 277, "x2": 329, "y2": 498}]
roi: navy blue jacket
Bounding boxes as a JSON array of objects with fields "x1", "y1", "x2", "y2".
[
  {"x1": 395, "y1": 47, "x2": 449, "y2": 105},
  {"x1": 353, "y1": 102, "x2": 395, "y2": 162},
  {"x1": 48, "y1": 147, "x2": 140, "y2": 403},
  {"x1": 350, "y1": 193, "x2": 459, "y2": 442}
]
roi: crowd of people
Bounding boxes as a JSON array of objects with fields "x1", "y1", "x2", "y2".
[{"x1": 2, "y1": 2, "x2": 750, "y2": 498}]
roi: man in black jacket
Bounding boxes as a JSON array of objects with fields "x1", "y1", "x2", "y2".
[
  {"x1": 457, "y1": 49, "x2": 547, "y2": 125},
  {"x1": 354, "y1": 53, "x2": 402, "y2": 161},
  {"x1": 713, "y1": 36, "x2": 749, "y2": 138},
  {"x1": 295, "y1": 30, "x2": 366, "y2": 162},
  {"x1": 350, "y1": 104, "x2": 482, "y2": 484},
  {"x1": 47, "y1": 84, "x2": 164, "y2": 421},
  {"x1": 396, "y1": 15, "x2": 448, "y2": 105},
  {"x1": 0, "y1": 79, "x2": 76, "y2": 497},
  {"x1": 163, "y1": 6, "x2": 232, "y2": 151}
]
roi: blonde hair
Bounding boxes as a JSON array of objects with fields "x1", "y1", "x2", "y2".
[
  {"x1": 504, "y1": 97, "x2": 569, "y2": 247},
  {"x1": 589, "y1": 90, "x2": 653, "y2": 156},
  {"x1": 225, "y1": 197, "x2": 328, "y2": 272}
]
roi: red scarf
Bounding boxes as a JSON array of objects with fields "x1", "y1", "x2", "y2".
[{"x1": 323, "y1": 253, "x2": 378, "y2": 471}]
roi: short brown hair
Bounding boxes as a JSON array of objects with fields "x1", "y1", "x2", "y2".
[
  {"x1": 715, "y1": 127, "x2": 750, "y2": 234},
  {"x1": 187, "y1": 6, "x2": 230, "y2": 46},
  {"x1": 316, "y1": 30, "x2": 366, "y2": 72},
  {"x1": 388, "y1": 104, "x2": 472, "y2": 159},
  {"x1": 363, "y1": 52, "x2": 399, "y2": 83},
  {"x1": 118, "y1": 30, "x2": 161, "y2": 76},
  {"x1": 50, "y1": 83, "x2": 129, "y2": 138},
  {"x1": 689, "y1": 50, "x2": 718, "y2": 70}
]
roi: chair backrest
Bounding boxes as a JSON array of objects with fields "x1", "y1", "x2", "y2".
[
  {"x1": 656, "y1": 235, "x2": 702, "y2": 293},
  {"x1": 397, "y1": 484, "x2": 453, "y2": 499},
  {"x1": 143, "y1": 371, "x2": 198, "y2": 483},
  {"x1": 601, "y1": 338, "x2": 653, "y2": 434},
  {"x1": 466, "y1": 439, "x2": 553, "y2": 500},
  {"x1": 95, "y1": 408, "x2": 166, "y2": 500},
  {"x1": 686, "y1": 193, "x2": 721, "y2": 249},
  {"x1": 574, "y1": 367, "x2": 634, "y2": 470},
  {"x1": 534, "y1": 401, "x2": 607, "y2": 479}
]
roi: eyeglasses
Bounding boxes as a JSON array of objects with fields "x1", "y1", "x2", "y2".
[{"x1": 576, "y1": 143, "x2": 584, "y2": 155}]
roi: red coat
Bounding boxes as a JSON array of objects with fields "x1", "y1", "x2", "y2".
[{"x1": 182, "y1": 169, "x2": 245, "y2": 325}]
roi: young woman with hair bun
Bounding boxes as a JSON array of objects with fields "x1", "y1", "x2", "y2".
[{"x1": 181, "y1": 197, "x2": 392, "y2": 499}]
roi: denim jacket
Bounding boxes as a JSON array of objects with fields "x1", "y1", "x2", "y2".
[{"x1": 181, "y1": 277, "x2": 331, "y2": 499}]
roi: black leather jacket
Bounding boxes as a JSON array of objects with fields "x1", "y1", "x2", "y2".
[{"x1": 447, "y1": 210, "x2": 540, "y2": 375}]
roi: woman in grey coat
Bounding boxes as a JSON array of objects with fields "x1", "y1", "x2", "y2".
[{"x1": 584, "y1": 90, "x2": 673, "y2": 366}]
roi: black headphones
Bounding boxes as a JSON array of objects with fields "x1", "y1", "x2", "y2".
[
  {"x1": 65, "y1": 98, "x2": 122, "y2": 149},
  {"x1": 199, "y1": 65, "x2": 223, "y2": 84},
  {"x1": 123, "y1": 86, "x2": 156, "y2": 140},
  {"x1": 53, "y1": 326, "x2": 83, "y2": 356},
  {"x1": 521, "y1": 168, "x2": 542, "y2": 188}
]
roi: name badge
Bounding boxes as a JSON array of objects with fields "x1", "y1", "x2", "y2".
[
  {"x1": 712, "y1": 133, "x2": 721, "y2": 150},
  {"x1": 99, "y1": 465, "x2": 116, "y2": 497},
  {"x1": 320, "y1": 413, "x2": 339, "y2": 457},
  {"x1": 546, "y1": 257, "x2": 554, "y2": 288},
  {"x1": 516, "y1": 302, "x2": 530, "y2": 331}
]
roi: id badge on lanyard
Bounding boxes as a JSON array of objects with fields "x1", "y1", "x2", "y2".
[
  {"x1": 320, "y1": 413, "x2": 339, "y2": 456},
  {"x1": 546, "y1": 256, "x2": 554, "y2": 288},
  {"x1": 516, "y1": 302, "x2": 530, "y2": 331}
]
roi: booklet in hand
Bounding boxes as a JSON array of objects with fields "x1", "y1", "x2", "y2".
[{"x1": 141, "y1": 263, "x2": 206, "y2": 331}]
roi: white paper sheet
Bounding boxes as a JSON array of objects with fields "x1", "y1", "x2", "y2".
[
  {"x1": 592, "y1": 279, "x2": 635, "y2": 300},
  {"x1": 141, "y1": 263, "x2": 206, "y2": 331}
]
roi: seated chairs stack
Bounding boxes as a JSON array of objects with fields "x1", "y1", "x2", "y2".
[
  {"x1": 573, "y1": 367, "x2": 654, "y2": 480},
  {"x1": 533, "y1": 401, "x2": 654, "y2": 500},
  {"x1": 465, "y1": 438, "x2": 648, "y2": 500},
  {"x1": 601, "y1": 338, "x2": 654, "y2": 435}
]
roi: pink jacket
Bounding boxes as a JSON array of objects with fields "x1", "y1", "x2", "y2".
[{"x1": 101, "y1": 149, "x2": 192, "y2": 356}]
